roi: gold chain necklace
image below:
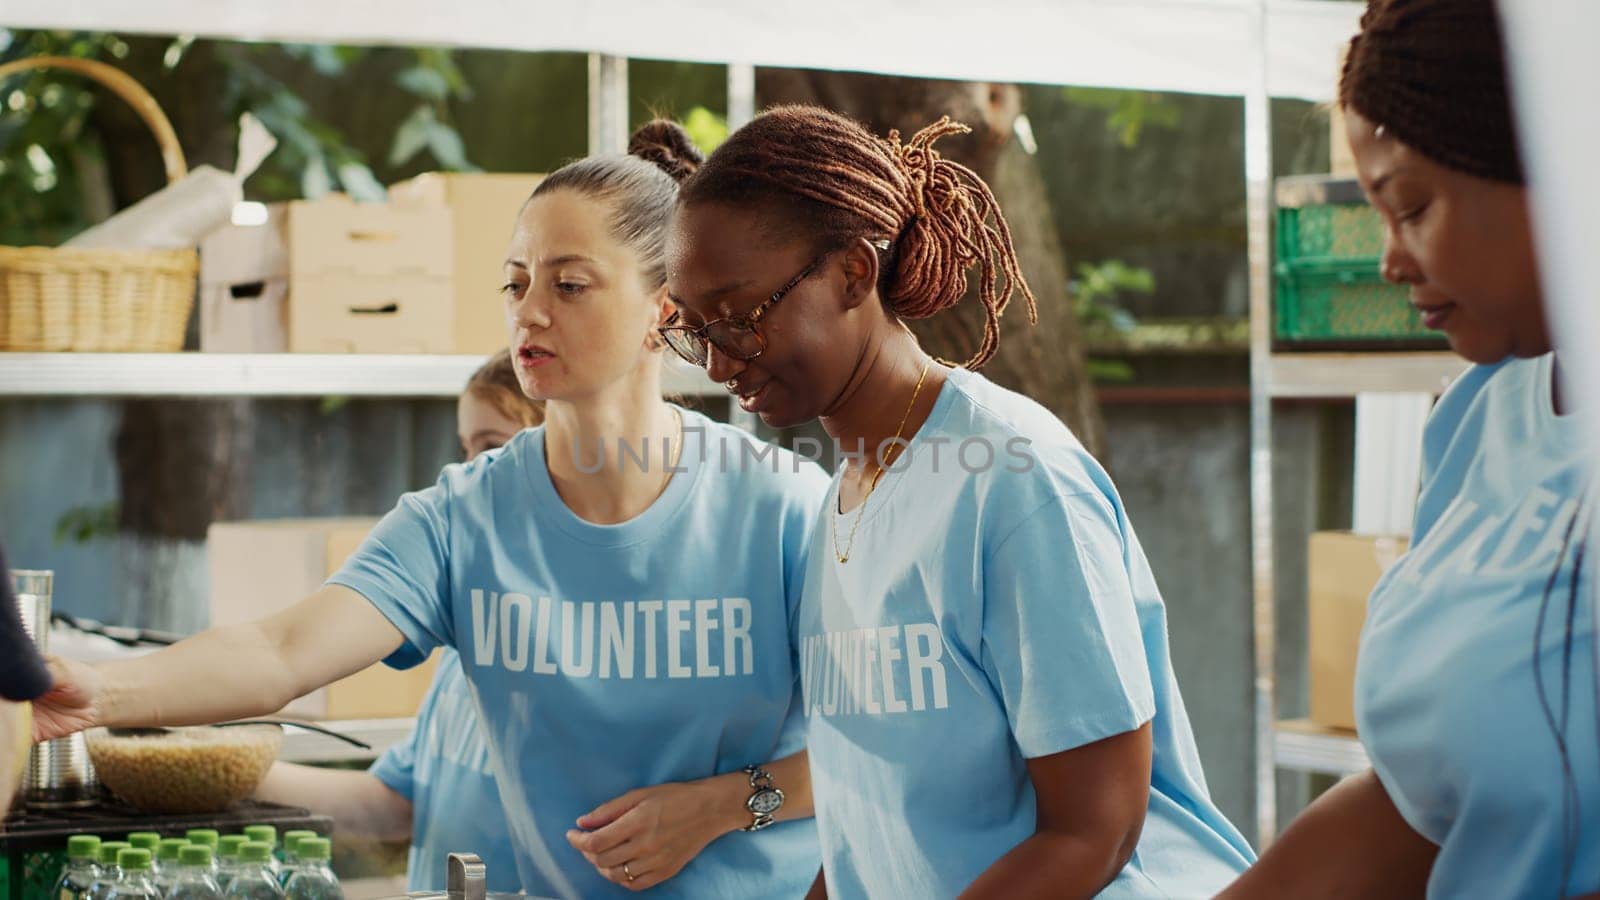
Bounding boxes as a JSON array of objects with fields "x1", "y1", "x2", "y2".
[{"x1": 832, "y1": 358, "x2": 933, "y2": 564}]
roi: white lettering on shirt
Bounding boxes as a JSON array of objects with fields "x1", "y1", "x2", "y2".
[
  {"x1": 801, "y1": 624, "x2": 951, "y2": 718},
  {"x1": 466, "y1": 591, "x2": 759, "y2": 682}
]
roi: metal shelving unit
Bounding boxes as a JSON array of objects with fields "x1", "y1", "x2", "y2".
[
  {"x1": 0, "y1": 353, "x2": 720, "y2": 398},
  {"x1": 1268, "y1": 352, "x2": 1468, "y2": 399},
  {"x1": 1272, "y1": 719, "x2": 1370, "y2": 777},
  {"x1": 1250, "y1": 192, "x2": 1467, "y2": 836}
]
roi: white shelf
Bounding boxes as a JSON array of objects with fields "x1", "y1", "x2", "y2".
[
  {"x1": 1269, "y1": 352, "x2": 1469, "y2": 398},
  {"x1": 0, "y1": 353, "x2": 721, "y2": 398},
  {"x1": 1273, "y1": 720, "x2": 1370, "y2": 777},
  {"x1": 278, "y1": 717, "x2": 415, "y2": 763}
]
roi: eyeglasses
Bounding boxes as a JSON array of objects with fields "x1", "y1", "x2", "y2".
[{"x1": 657, "y1": 254, "x2": 826, "y2": 369}]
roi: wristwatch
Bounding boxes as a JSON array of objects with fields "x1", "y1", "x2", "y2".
[{"x1": 741, "y1": 765, "x2": 784, "y2": 831}]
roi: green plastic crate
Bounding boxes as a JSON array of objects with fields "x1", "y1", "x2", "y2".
[
  {"x1": 1274, "y1": 258, "x2": 1436, "y2": 343},
  {"x1": 1275, "y1": 174, "x2": 1382, "y2": 263},
  {"x1": 1278, "y1": 203, "x2": 1386, "y2": 261},
  {"x1": 1, "y1": 846, "x2": 66, "y2": 899},
  {"x1": 1273, "y1": 175, "x2": 1442, "y2": 345}
]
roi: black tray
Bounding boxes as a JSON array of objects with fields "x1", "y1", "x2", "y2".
[{"x1": 1, "y1": 798, "x2": 333, "y2": 852}]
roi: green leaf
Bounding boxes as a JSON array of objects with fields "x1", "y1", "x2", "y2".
[
  {"x1": 415, "y1": 48, "x2": 472, "y2": 100},
  {"x1": 337, "y1": 161, "x2": 387, "y2": 202},
  {"x1": 425, "y1": 118, "x2": 475, "y2": 171},
  {"x1": 52, "y1": 502, "x2": 120, "y2": 546},
  {"x1": 397, "y1": 65, "x2": 450, "y2": 101},
  {"x1": 301, "y1": 155, "x2": 333, "y2": 199},
  {"x1": 389, "y1": 105, "x2": 435, "y2": 167},
  {"x1": 1086, "y1": 359, "x2": 1137, "y2": 384},
  {"x1": 283, "y1": 43, "x2": 348, "y2": 76},
  {"x1": 162, "y1": 35, "x2": 194, "y2": 70},
  {"x1": 681, "y1": 106, "x2": 729, "y2": 154},
  {"x1": 319, "y1": 395, "x2": 351, "y2": 415}
]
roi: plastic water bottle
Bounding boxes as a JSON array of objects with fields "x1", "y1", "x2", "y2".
[
  {"x1": 186, "y1": 831, "x2": 223, "y2": 878},
  {"x1": 52, "y1": 835, "x2": 101, "y2": 900},
  {"x1": 125, "y1": 835, "x2": 162, "y2": 884},
  {"x1": 216, "y1": 836, "x2": 249, "y2": 892},
  {"x1": 166, "y1": 845, "x2": 225, "y2": 900},
  {"x1": 85, "y1": 841, "x2": 131, "y2": 900},
  {"x1": 242, "y1": 827, "x2": 282, "y2": 882},
  {"x1": 282, "y1": 838, "x2": 341, "y2": 900},
  {"x1": 153, "y1": 839, "x2": 188, "y2": 895},
  {"x1": 222, "y1": 842, "x2": 283, "y2": 900},
  {"x1": 107, "y1": 848, "x2": 159, "y2": 900},
  {"x1": 277, "y1": 832, "x2": 317, "y2": 888}
]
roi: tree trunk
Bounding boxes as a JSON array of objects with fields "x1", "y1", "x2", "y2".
[
  {"x1": 87, "y1": 39, "x2": 255, "y2": 629},
  {"x1": 756, "y1": 70, "x2": 1108, "y2": 461}
]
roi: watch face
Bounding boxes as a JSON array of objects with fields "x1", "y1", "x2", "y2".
[{"x1": 748, "y1": 788, "x2": 784, "y2": 816}]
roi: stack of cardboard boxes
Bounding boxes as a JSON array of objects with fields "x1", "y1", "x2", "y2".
[{"x1": 199, "y1": 173, "x2": 542, "y2": 356}]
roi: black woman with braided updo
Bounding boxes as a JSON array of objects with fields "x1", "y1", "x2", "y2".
[
  {"x1": 1224, "y1": 1, "x2": 1597, "y2": 897},
  {"x1": 661, "y1": 104, "x2": 1255, "y2": 899}
]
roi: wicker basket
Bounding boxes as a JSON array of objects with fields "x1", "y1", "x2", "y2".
[{"x1": 0, "y1": 56, "x2": 199, "y2": 351}]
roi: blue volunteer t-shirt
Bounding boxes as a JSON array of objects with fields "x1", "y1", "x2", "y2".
[
  {"x1": 330, "y1": 407, "x2": 828, "y2": 900},
  {"x1": 1357, "y1": 353, "x2": 1597, "y2": 898},
  {"x1": 796, "y1": 367, "x2": 1254, "y2": 899},
  {"x1": 370, "y1": 648, "x2": 520, "y2": 894}
]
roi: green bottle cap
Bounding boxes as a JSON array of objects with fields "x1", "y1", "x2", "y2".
[
  {"x1": 219, "y1": 835, "x2": 249, "y2": 859},
  {"x1": 98, "y1": 841, "x2": 131, "y2": 865},
  {"x1": 126, "y1": 833, "x2": 161, "y2": 852},
  {"x1": 239, "y1": 841, "x2": 273, "y2": 864},
  {"x1": 179, "y1": 845, "x2": 214, "y2": 867},
  {"x1": 283, "y1": 830, "x2": 317, "y2": 855},
  {"x1": 157, "y1": 838, "x2": 188, "y2": 861},
  {"x1": 67, "y1": 836, "x2": 102, "y2": 860},
  {"x1": 242, "y1": 825, "x2": 277, "y2": 848},
  {"x1": 295, "y1": 837, "x2": 331, "y2": 862},
  {"x1": 184, "y1": 830, "x2": 220, "y2": 849},
  {"x1": 117, "y1": 848, "x2": 153, "y2": 872}
]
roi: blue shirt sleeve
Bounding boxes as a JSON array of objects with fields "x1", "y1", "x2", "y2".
[
  {"x1": 327, "y1": 478, "x2": 456, "y2": 669},
  {"x1": 980, "y1": 492, "x2": 1156, "y2": 758},
  {"x1": 369, "y1": 719, "x2": 421, "y2": 802},
  {"x1": 369, "y1": 655, "x2": 455, "y2": 802}
]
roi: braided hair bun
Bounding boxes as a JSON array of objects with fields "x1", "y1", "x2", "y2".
[
  {"x1": 1341, "y1": 0, "x2": 1523, "y2": 184},
  {"x1": 628, "y1": 119, "x2": 704, "y2": 184}
]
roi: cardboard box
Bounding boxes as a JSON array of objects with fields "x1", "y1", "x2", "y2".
[
  {"x1": 207, "y1": 518, "x2": 439, "y2": 720},
  {"x1": 391, "y1": 172, "x2": 544, "y2": 354},
  {"x1": 284, "y1": 194, "x2": 454, "y2": 354},
  {"x1": 287, "y1": 194, "x2": 450, "y2": 279},
  {"x1": 199, "y1": 206, "x2": 289, "y2": 353},
  {"x1": 1308, "y1": 531, "x2": 1409, "y2": 732},
  {"x1": 289, "y1": 273, "x2": 454, "y2": 354}
]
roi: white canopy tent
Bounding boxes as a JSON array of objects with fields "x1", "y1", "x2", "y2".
[{"x1": 4, "y1": 0, "x2": 1360, "y2": 101}]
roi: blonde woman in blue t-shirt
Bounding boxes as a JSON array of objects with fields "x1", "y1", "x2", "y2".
[{"x1": 34, "y1": 123, "x2": 828, "y2": 900}]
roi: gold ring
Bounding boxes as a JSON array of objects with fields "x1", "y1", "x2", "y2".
[{"x1": 624, "y1": 863, "x2": 635, "y2": 882}]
